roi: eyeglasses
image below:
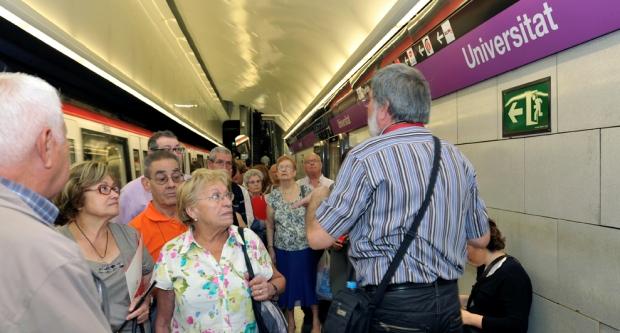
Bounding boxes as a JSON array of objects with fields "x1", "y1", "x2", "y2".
[
  {"x1": 199, "y1": 192, "x2": 234, "y2": 202},
  {"x1": 213, "y1": 159, "x2": 233, "y2": 168},
  {"x1": 277, "y1": 165, "x2": 294, "y2": 171},
  {"x1": 153, "y1": 146, "x2": 185, "y2": 153},
  {"x1": 85, "y1": 184, "x2": 120, "y2": 195},
  {"x1": 304, "y1": 160, "x2": 320, "y2": 165},
  {"x1": 247, "y1": 180, "x2": 262, "y2": 185},
  {"x1": 148, "y1": 171, "x2": 184, "y2": 185}
]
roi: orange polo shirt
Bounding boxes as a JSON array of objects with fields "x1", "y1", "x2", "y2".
[{"x1": 129, "y1": 202, "x2": 188, "y2": 261}]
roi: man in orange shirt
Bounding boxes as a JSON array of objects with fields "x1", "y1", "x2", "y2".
[{"x1": 130, "y1": 150, "x2": 187, "y2": 261}]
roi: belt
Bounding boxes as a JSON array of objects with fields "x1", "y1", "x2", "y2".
[{"x1": 363, "y1": 279, "x2": 456, "y2": 293}]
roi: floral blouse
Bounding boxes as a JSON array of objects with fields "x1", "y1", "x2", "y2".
[
  {"x1": 266, "y1": 185, "x2": 310, "y2": 251},
  {"x1": 154, "y1": 226, "x2": 273, "y2": 333}
]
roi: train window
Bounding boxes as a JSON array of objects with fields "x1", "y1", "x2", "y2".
[
  {"x1": 197, "y1": 154, "x2": 204, "y2": 168},
  {"x1": 68, "y1": 138, "x2": 76, "y2": 165},
  {"x1": 133, "y1": 149, "x2": 142, "y2": 177},
  {"x1": 81, "y1": 128, "x2": 132, "y2": 187}
]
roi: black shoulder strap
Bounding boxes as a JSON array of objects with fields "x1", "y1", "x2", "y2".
[
  {"x1": 238, "y1": 226, "x2": 255, "y2": 279},
  {"x1": 370, "y1": 136, "x2": 442, "y2": 308}
]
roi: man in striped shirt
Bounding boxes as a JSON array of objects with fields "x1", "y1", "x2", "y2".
[{"x1": 306, "y1": 64, "x2": 490, "y2": 332}]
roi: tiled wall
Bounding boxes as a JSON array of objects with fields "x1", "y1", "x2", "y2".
[{"x1": 431, "y1": 30, "x2": 620, "y2": 332}]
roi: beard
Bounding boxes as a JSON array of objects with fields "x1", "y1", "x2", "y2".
[{"x1": 367, "y1": 107, "x2": 381, "y2": 137}]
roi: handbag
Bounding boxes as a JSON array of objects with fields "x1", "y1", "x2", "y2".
[
  {"x1": 238, "y1": 227, "x2": 288, "y2": 333},
  {"x1": 324, "y1": 135, "x2": 442, "y2": 333}
]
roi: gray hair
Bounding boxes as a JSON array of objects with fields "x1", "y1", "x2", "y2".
[
  {"x1": 208, "y1": 146, "x2": 232, "y2": 161},
  {"x1": 0, "y1": 73, "x2": 64, "y2": 167},
  {"x1": 144, "y1": 150, "x2": 179, "y2": 178},
  {"x1": 370, "y1": 64, "x2": 431, "y2": 123},
  {"x1": 243, "y1": 168, "x2": 264, "y2": 187},
  {"x1": 147, "y1": 130, "x2": 177, "y2": 151}
]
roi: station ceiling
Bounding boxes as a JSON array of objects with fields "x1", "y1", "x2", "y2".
[{"x1": 0, "y1": 0, "x2": 425, "y2": 147}]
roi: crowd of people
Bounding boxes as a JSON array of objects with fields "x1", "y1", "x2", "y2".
[{"x1": 1, "y1": 65, "x2": 533, "y2": 333}]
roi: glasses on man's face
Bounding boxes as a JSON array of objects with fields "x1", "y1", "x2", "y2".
[
  {"x1": 149, "y1": 171, "x2": 184, "y2": 185},
  {"x1": 277, "y1": 165, "x2": 294, "y2": 172},
  {"x1": 199, "y1": 191, "x2": 234, "y2": 202},
  {"x1": 85, "y1": 184, "x2": 120, "y2": 195},
  {"x1": 153, "y1": 146, "x2": 185, "y2": 154},
  {"x1": 213, "y1": 159, "x2": 233, "y2": 169}
]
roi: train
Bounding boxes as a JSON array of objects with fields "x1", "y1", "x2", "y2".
[{"x1": 61, "y1": 101, "x2": 211, "y2": 187}]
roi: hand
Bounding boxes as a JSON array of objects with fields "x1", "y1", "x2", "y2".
[
  {"x1": 126, "y1": 294, "x2": 151, "y2": 324},
  {"x1": 292, "y1": 194, "x2": 311, "y2": 208},
  {"x1": 331, "y1": 239, "x2": 344, "y2": 251},
  {"x1": 249, "y1": 275, "x2": 275, "y2": 301}
]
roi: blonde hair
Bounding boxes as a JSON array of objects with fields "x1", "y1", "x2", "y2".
[
  {"x1": 54, "y1": 161, "x2": 111, "y2": 226},
  {"x1": 177, "y1": 168, "x2": 230, "y2": 226}
]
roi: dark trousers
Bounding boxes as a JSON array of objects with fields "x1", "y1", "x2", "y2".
[{"x1": 368, "y1": 281, "x2": 463, "y2": 333}]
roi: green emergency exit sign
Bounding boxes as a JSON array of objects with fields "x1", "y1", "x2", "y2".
[{"x1": 502, "y1": 77, "x2": 551, "y2": 137}]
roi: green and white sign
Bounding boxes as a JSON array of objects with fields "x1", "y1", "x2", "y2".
[{"x1": 502, "y1": 77, "x2": 551, "y2": 137}]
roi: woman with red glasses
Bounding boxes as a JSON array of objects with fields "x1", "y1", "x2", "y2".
[{"x1": 55, "y1": 161, "x2": 153, "y2": 332}]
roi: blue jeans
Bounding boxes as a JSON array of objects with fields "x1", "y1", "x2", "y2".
[{"x1": 368, "y1": 281, "x2": 463, "y2": 333}]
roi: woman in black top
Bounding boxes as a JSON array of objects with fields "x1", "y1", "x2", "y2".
[{"x1": 461, "y1": 219, "x2": 533, "y2": 333}]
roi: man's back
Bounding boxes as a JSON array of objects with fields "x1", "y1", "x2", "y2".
[
  {"x1": 0, "y1": 186, "x2": 110, "y2": 332},
  {"x1": 317, "y1": 127, "x2": 488, "y2": 286}
]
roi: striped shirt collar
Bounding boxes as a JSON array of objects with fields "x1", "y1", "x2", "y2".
[{"x1": 0, "y1": 177, "x2": 59, "y2": 226}]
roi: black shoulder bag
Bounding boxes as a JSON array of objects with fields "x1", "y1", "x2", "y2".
[
  {"x1": 324, "y1": 136, "x2": 442, "y2": 333},
  {"x1": 238, "y1": 227, "x2": 288, "y2": 333}
]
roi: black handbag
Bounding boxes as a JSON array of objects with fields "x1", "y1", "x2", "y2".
[
  {"x1": 324, "y1": 136, "x2": 442, "y2": 333},
  {"x1": 238, "y1": 227, "x2": 288, "y2": 333}
]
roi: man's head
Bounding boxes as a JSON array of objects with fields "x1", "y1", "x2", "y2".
[
  {"x1": 207, "y1": 147, "x2": 233, "y2": 176},
  {"x1": 367, "y1": 64, "x2": 431, "y2": 136},
  {"x1": 142, "y1": 150, "x2": 184, "y2": 210},
  {"x1": 0, "y1": 73, "x2": 69, "y2": 198},
  {"x1": 303, "y1": 153, "x2": 323, "y2": 178},
  {"x1": 148, "y1": 130, "x2": 184, "y2": 160}
]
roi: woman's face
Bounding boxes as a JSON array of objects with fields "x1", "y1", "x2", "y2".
[
  {"x1": 80, "y1": 175, "x2": 120, "y2": 220},
  {"x1": 247, "y1": 175, "x2": 263, "y2": 195},
  {"x1": 276, "y1": 160, "x2": 296, "y2": 181},
  {"x1": 269, "y1": 165, "x2": 278, "y2": 183},
  {"x1": 466, "y1": 244, "x2": 487, "y2": 267},
  {"x1": 189, "y1": 181, "x2": 234, "y2": 229}
]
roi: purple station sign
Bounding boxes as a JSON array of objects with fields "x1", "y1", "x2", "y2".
[
  {"x1": 416, "y1": 0, "x2": 620, "y2": 99},
  {"x1": 329, "y1": 102, "x2": 368, "y2": 135}
]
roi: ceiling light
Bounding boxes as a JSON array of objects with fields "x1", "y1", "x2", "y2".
[
  {"x1": 174, "y1": 103, "x2": 198, "y2": 108},
  {"x1": 0, "y1": 4, "x2": 222, "y2": 147}
]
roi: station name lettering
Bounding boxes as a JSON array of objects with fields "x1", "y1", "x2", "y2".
[
  {"x1": 337, "y1": 115, "x2": 351, "y2": 128},
  {"x1": 462, "y1": 2, "x2": 559, "y2": 69}
]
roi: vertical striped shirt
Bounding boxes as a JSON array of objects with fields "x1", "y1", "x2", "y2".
[
  {"x1": 0, "y1": 177, "x2": 59, "y2": 226},
  {"x1": 316, "y1": 127, "x2": 488, "y2": 286}
]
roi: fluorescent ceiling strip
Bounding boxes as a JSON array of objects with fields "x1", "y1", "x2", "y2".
[
  {"x1": 0, "y1": 5, "x2": 222, "y2": 147},
  {"x1": 284, "y1": 0, "x2": 431, "y2": 140}
]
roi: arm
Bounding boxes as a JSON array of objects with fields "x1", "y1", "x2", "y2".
[
  {"x1": 242, "y1": 187, "x2": 255, "y2": 224},
  {"x1": 155, "y1": 289, "x2": 175, "y2": 333},
  {"x1": 249, "y1": 264, "x2": 286, "y2": 301},
  {"x1": 305, "y1": 186, "x2": 336, "y2": 249},
  {"x1": 266, "y1": 204, "x2": 276, "y2": 262},
  {"x1": 235, "y1": 212, "x2": 247, "y2": 228}
]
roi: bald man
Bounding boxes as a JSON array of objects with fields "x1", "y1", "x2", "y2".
[{"x1": 296, "y1": 153, "x2": 334, "y2": 190}]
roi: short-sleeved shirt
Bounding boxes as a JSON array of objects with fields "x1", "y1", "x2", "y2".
[
  {"x1": 129, "y1": 202, "x2": 188, "y2": 261},
  {"x1": 58, "y1": 223, "x2": 154, "y2": 332},
  {"x1": 154, "y1": 226, "x2": 273, "y2": 333},
  {"x1": 296, "y1": 175, "x2": 334, "y2": 190},
  {"x1": 117, "y1": 176, "x2": 152, "y2": 225},
  {"x1": 316, "y1": 127, "x2": 489, "y2": 286},
  {"x1": 266, "y1": 185, "x2": 311, "y2": 251}
]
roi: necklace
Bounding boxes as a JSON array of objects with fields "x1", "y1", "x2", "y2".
[{"x1": 75, "y1": 222, "x2": 109, "y2": 260}]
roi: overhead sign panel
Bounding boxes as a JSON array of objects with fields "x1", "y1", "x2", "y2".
[
  {"x1": 415, "y1": 0, "x2": 620, "y2": 99},
  {"x1": 502, "y1": 77, "x2": 551, "y2": 137}
]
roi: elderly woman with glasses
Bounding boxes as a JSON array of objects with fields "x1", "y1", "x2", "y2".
[
  {"x1": 154, "y1": 169, "x2": 285, "y2": 333},
  {"x1": 55, "y1": 161, "x2": 154, "y2": 332},
  {"x1": 266, "y1": 155, "x2": 319, "y2": 333}
]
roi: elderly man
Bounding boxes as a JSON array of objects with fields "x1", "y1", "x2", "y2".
[
  {"x1": 306, "y1": 64, "x2": 490, "y2": 332},
  {"x1": 0, "y1": 73, "x2": 109, "y2": 332},
  {"x1": 207, "y1": 147, "x2": 254, "y2": 226},
  {"x1": 118, "y1": 130, "x2": 185, "y2": 224},
  {"x1": 129, "y1": 150, "x2": 188, "y2": 261},
  {"x1": 297, "y1": 153, "x2": 334, "y2": 190}
]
